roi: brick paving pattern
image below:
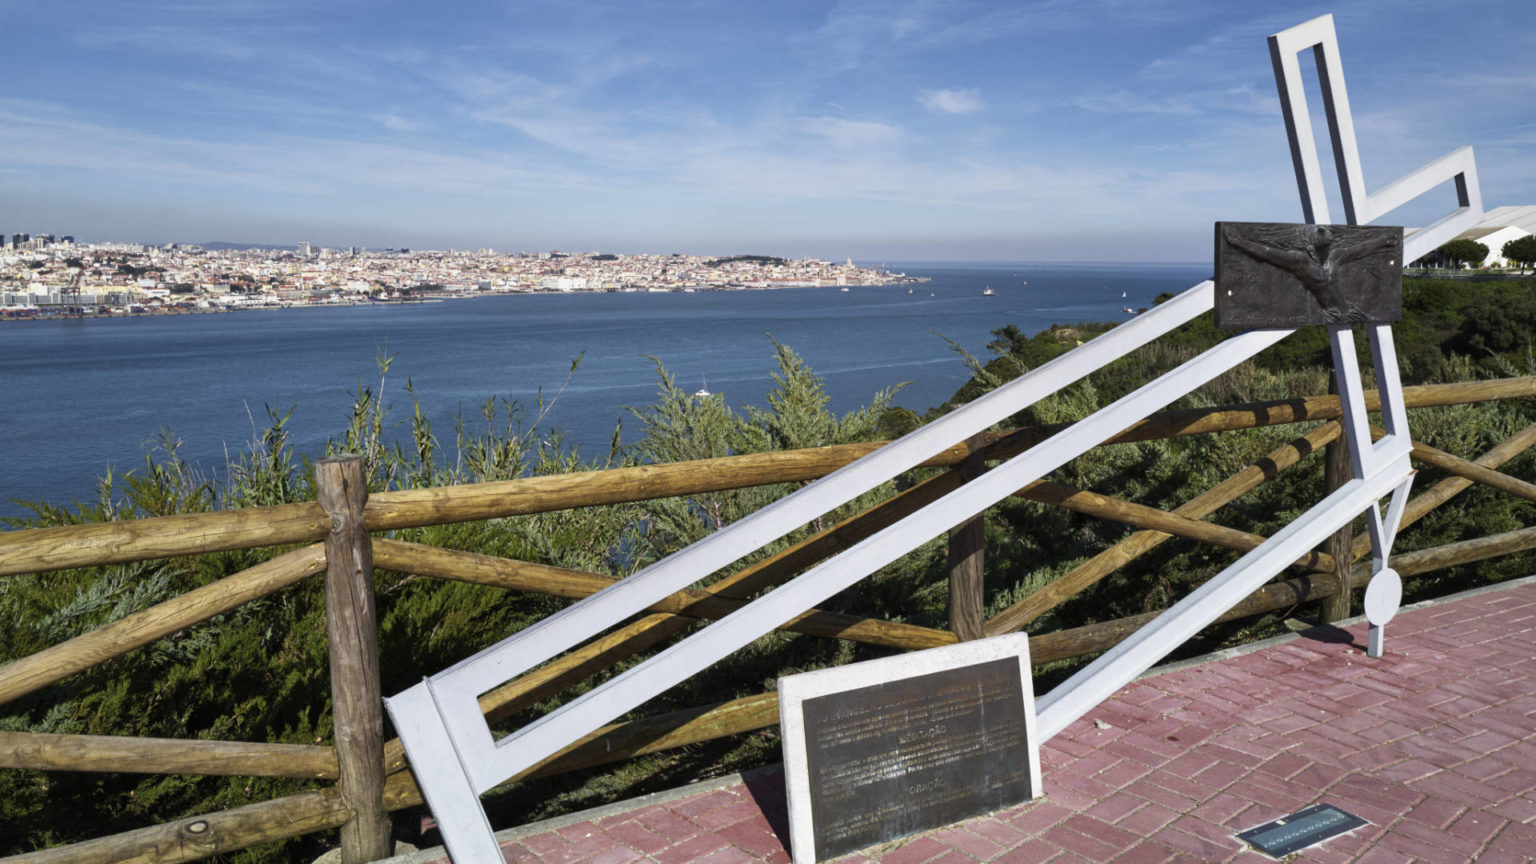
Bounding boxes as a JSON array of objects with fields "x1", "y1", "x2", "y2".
[{"x1": 396, "y1": 578, "x2": 1536, "y2": 863}]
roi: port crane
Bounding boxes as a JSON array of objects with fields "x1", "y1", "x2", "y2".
[{"x1": 62, "y1": 267, "x2": 83, "y2": 314}]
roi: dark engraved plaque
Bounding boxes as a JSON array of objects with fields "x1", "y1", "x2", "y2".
[
  {"x1": 801, "y1": 657, "x2": 1031, "y2": 861},
  {"x1": 1214, "y1": 221, "x2": 1402, "y2": 329}
]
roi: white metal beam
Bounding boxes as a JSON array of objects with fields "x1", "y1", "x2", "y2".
[
  {"x1": 1036, "y1": 454, "x2": 1411, "y2": 741},
  {"x1": 392, "y1": 281, "x2": 1218, "y2": 786}
]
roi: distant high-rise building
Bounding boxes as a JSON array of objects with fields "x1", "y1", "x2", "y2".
[
  {"x1": 298, "y1": 241, "x2": 314, "y2": 258},
  {"x1": 61, "y1": 235, "x2": 74, "y2": 244},
  {"x1": 13, "y1": 233, "x2": 28, "y2": 247}
]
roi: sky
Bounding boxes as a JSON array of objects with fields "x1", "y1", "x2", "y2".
[{"x1": 1, "y1": 0, "x2": 1532, "y2": 261}]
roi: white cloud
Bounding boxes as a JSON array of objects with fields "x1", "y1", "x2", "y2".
[
  {"x1": 801, "y1": 116, "x2": 904, "y2": 148},
  {"x1": 1075, "y1": 91, "x2": 1197, "y2": 115},
  {"x1": 918, "y1": 88, "x2": 983, "y2": 115},
  {"x1": 370, "y1": 112, "x2": 425, "y2": 132}
]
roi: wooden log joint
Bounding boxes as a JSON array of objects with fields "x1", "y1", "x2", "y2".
[{"x1": 315, "y1": 457, "x2": 391, "y2": 864}]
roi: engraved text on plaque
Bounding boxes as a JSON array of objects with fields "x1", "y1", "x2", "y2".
[{"x1": 801, "y1": 657, "x2": 1032, "y2": 860}]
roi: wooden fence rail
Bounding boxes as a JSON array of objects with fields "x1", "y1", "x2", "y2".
[
  {"x1": 984, "y1": 421, "x2": 1343, "y2": 635},
  {"x1": 4, "y1": 377, "x2": 1536, "y2": 864},
  {"x1": 4, "y1": 525, "x2": 1530, "y2": 863},
  {"x1": 0, "y1": 732, "x2": 337, "y2": 779},
  {"x1": 0, "y1": 545, "x2": 327, "y2": 708},
  {"x1": 4, "y1": 377, "x2": 1534, "y2": 578}
]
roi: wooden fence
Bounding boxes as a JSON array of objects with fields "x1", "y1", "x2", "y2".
[{"x1": 3, "y1": 376, "x2": 1536, "y2": 863}]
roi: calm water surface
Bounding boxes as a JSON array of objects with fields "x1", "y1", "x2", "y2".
[{"x1": 0, "y1": 263, "x2": 1207, "y2": 517}]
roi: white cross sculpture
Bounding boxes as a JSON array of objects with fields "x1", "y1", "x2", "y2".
[
  {"x1": 1268, "y1": 14, "x2": 1482, "y2": 656},
  {"x1": 384, "y1": 16, "x2": 1486, "y2": 863}
]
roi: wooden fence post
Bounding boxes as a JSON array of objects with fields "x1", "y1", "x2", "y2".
[
  {"x1": 1319, "y1": 378, "x2": 1354, "y2": 623},
  {"x1": 948, "y1": 434, "x2": 987, "y2": 641},
  {"x1": 315, "y1": 456, "x2": 392, "y2": 863}
]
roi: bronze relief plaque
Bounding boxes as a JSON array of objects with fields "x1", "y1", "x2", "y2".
[{"x1": 1214, "y1": 221, "x2": 1403, "y2": 329}]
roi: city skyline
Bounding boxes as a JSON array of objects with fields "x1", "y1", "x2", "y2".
[{"x1": 2, "y1": 1, "x2": 1533, "y2": 261}]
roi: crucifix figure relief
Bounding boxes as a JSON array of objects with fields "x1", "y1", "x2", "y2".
[{"x1": 1215, "y1": 222, "x2": 1403, "y2": 328}]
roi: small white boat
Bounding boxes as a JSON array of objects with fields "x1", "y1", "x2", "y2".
[
  {"x1": 983, "y1": 287, "x2": 997, "y2": 297},
  {"x1": 840, "y1": 287, "x2": 850, "y2": 292},
  {"x1": 695, "y1": 376, "x2": 712, "y2": 398}
]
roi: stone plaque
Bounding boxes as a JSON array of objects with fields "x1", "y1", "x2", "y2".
[
  {"x1": 778, "y1": 634, "x2": 1040, "y2": 864},
  {"x1": 1214, "y1": 221, "x2": 1403, "y2": 329}
]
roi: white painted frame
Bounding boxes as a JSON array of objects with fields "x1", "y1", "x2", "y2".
[
  {"x1": 386, "y1": 15, "x2": 1487, "y2": 863},
  {"x1": 777, "y1": 633, "x2": 1040, "y2": 864},
  {"x1": 387, "y1": 282, "x2": 1234, "y2": 863},
  {"x1": 1267, "y1": 13, "x2": 1482, "y2": 263},
  {"x1": 1037, "y1": 12, "x2": 1488, "y2": 735}
]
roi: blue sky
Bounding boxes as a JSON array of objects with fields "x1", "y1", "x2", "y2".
[{"x1": 2, "y1": 0, "x2": 1532, "y2": 261}]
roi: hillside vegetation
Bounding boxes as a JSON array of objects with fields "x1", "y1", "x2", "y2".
[{"x1": 3, "y1": 277, "x2": 1535, "y2": 860}]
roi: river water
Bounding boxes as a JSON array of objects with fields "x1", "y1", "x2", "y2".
[{"x1": 0, "y1": 262, "x2": 1208, "y2": 517}]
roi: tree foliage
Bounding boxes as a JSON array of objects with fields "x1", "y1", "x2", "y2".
[
  {"x1": 1426, "y1": 238, "x2": 1489, "y2": 269},
  {"x1": 0, "y1": 338, "x2": 904, "y2": 859},
  {"x1": 1502, "y1": 235, "x2": 1536, "y2": 272},
  {"x1": 706, "y1": 255, "x2": 788, "y2": 267}
]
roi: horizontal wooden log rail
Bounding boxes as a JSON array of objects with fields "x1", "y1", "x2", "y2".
[
  {"x1": 379, "y1": 473, "x2": 969, "y2": 774},
  {"x1": 10, "y1": 516, "x2": 1533, "y2": 864},
  {"x1": 0, "y1": 545, "x2": 326, "y2": 709},
  {"x1": 1404, "y1": 435, "x2": 1536, "y2": 505},
  {"x1": 4, "y1": 377, "x2": 1533, "y2": 578},
  {"x1": 985, "y1": 421, "x2": 1343, "y2": 635},
  {"x1": 7, "y1": 381, "x2": 1536, "y2": 864},
  {"x1": 982, "y1": 376, "x2": 1536, "y2": 462},
  {"x1": 380, "y1": 520, "x2": 1536, "y2": 811},
  {"x1": 1349, "y1": 421, "x2": 1536, "y2": 563},
  {"x1": 0, "y1": 731, "x2": 337, "y2": 779},
  {"x1": 1393, "y1": 524, "x2": 1536, "y2": 576},
  {"x1": 1017, "y1": 479, "x2": 1336, "y2": 573},
  {"x1": 1, "y1": 788, "x2": 353, "y2": 864},
  {"x1": 371, "y1": 539, "x2": 954, "y2": 651}
]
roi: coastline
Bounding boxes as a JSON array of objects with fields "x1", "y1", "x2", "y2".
[{"x1": 0, "y1": 280, "x2": 928, "y2": 322}]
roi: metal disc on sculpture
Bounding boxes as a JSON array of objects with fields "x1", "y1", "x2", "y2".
[
  {"x1": 1363, "y1": 568, "x2": 1402, "y2": 625},
  {"x1": 1214, "y1": 222, "x2": 1403, "y2": 329}
]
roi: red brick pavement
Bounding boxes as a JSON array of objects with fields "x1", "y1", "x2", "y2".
[{"x1": 390, "y1": 577, "x2": 1536, "y2": 863}]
